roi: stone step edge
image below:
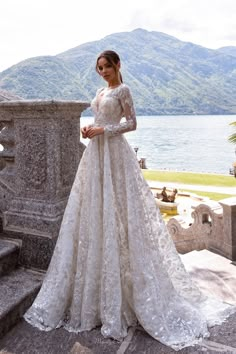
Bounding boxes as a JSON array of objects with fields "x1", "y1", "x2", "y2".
[
  {"x1": 0, "y1": 269, "x2": 43, "y2": 339},
  {"x1": 0, "y1": 239, "x2": 20, "y2": 259},
  {"x1": 0, "y1": 240, "x2": 21, "y2": 277},
  {"x1": 0, "y1": 281, "x2": 41, "y2": 319},
  {"x1": 0, "y1": 285, "x2": 41, "y2": 340}
]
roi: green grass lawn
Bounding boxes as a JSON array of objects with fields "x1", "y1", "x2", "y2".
[
  {"x1": 179, "y1": 189, "x2": 232, "y2": 201},
  {"x1": 142, "y1": 170, "x2": 236, "y2": 187},
  {"x1": 142, "y1": 170, "x2": 235, "y2": 201}
]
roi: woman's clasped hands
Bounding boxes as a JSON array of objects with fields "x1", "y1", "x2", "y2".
[{"x1": 81, "y1": 126, "x2": 104, "y2": 139}]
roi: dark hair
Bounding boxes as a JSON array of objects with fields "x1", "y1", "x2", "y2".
[{"x1": 96, "y1": 50, "x2": 123, "y2": 83}]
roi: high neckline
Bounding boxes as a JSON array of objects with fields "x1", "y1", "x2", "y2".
[{"x1": 106, "y1": 83, "x2": 123, "y2": 90}]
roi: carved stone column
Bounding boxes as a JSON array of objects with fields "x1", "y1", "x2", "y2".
[
  {"x1": 219, "y1": 197, "x2": 236, "y2": 261},
  {"x1": 0, "y1": 117, "x2": 15, "y2": 212},
  {"x1": 0, "y1": 100, "x2": 90, "y2": 269}
]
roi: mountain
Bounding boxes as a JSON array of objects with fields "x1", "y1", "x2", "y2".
[
  {"x1": 0, "y1": 89, "x2": 22, "y2": 101},
  {"x1": 0, "y1": 28, "x2": 236, "y2": 115},
  {"x1": 218, "y1": 46, "x2": 236, "y2": 58}
]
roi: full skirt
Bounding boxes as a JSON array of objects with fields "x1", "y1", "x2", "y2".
[{"x1": 24, "y1": 134, "x2": 235, "y2": 351}]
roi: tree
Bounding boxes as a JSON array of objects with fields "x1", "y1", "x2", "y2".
[{"x1": 228, "y1": 122, "x2": 236, "y2": 144}]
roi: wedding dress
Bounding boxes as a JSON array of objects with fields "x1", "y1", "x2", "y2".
[{"x1": 24, "y1": 84, "x2": 235, "y2": 351}]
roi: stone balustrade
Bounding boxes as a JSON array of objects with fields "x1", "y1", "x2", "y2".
[
  {"x1": 0, "y1": 100, "x2": 90, "y2": 269},
  {"x1": 167, "y1": 197, "x2": 236, "y2": 261}
]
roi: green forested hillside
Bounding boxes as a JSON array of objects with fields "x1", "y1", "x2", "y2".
[{"x1": 1, "y1": 28, "x2": 236, "y2": 115}]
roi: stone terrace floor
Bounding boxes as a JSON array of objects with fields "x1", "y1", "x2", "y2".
[{"x1": 0, "y1": 250, "x2": 236, "y2": 354}]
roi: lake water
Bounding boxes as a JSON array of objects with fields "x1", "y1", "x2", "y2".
[{"x1": 80, "y1": 115, "x2": 236, "y2": 175}]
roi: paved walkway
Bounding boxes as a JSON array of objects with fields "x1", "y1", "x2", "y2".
[
  {"x1": 147, "y1": 180, "x2": 236, "y2": 195},
  {"x1": 1, "y1": 250, "x2": 236, "y2": 353}
]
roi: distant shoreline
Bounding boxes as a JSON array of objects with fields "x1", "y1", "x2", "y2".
[
  {"x1": 146, "y1": 169, "x2": 231, "y2": 177},
  {"x1": 82, "y1": 112, "x2": 236, "y2": 118}
]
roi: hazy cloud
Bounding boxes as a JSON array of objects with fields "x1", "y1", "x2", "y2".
[{"x1": 0, "y1": 0, "x2": 236, "y2": 71}]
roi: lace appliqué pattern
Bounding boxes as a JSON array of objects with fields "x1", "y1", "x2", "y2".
[{"x1": 24, "y1": 84, "x2": 236, "y2": 351}]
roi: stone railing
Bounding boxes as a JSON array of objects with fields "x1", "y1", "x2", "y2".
[
  {"x1": 0, "y1": 100, "x2": 90, "y2": 269},
  {"x1": 167, "y1": 197, "x2": 236, "y2": 261}
]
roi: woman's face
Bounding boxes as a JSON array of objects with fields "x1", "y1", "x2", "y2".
[{"x1": 97, "y1": 57, "x2": 120, "y2": 84}]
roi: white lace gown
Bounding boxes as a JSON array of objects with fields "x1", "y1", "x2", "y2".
[{"x1": 24, "y1": 84, "x2": 235, "y2": 351}]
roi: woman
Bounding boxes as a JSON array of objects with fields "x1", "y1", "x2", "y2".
[{"x1": 24, "y1": 50, "x2": 235, "y2": 351}]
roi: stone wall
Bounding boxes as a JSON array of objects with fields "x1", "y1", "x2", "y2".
[{"x1": 0, "y1": 100, "x2": 90, "y2": 269}]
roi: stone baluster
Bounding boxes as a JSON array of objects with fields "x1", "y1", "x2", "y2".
[
  {"x1": 0, "y1": 100, "x2": 90, "y2": 269},
  {"x1": 0, "y1": 116, "x2": 15, "y2": 212},
  {"x1": 168, "y1": 197, "x2": 236, "y2": 261},
  {"x1": 167, "y1": 200, "x2": 222, "y2": 254},
  {"x1": 0, "y1": 120, "x2": 15, "y2": 177},
  {"x1": 219, "y1": 197, "x2": 236, "y2": 261}
]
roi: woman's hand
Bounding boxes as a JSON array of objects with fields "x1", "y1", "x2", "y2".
[
  {"x1": 81, "y1": 125, "x2": 89, "y2": 139},
  {"x1": 86, "y1": 126, "x2": 104, "y2": 139}
]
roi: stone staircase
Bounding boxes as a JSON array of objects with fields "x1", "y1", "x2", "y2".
[{"x1": 0, "y1": 238, "x2": 43, "y2": 339}]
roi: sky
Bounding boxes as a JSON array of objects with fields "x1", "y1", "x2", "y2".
[{"x1": 1, "y1": 0, "x2": 236, "y2": 72}]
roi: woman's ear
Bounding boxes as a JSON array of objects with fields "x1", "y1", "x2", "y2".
[{"x1": 117, "y1": 61, "x2": 121, "y2": 69}]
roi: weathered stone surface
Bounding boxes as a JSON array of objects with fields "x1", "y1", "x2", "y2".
[
  {"x1": 220, "y1": 197, "x2": 236, "y2": 260},
  {"x1": 125, "y1": 328, "x2": 177, "y2": 353},
  {"x1": 1, "y1": 231, "x2": 56, "y2": 270},
  {"x1": 70, "y1": 342, "x2": 93, "y2": 354},
  {"x1": 0, "y1": 239, "x2": 19, "y2": 276},
  {"x1": 181, "y1": 250, "x2": 236, "y2": 305},
  {"x1": 0, "y1": 268, "x2": 43, "y2": 339},
  {"x1": 209, "y1": 312, "x2": 236, "y2": 348},
  {"x1": 1, "y1": 317, "x2": 236, "y2": 354},
  {"x1": 167, "y1": 197, "x2": 236, "y2": 261},
  {"x1": 125, "y1": 326, "x2": 236, "y2": 353},
  {"x1": 0, "y1": 322, "x2": 121, "y2": 354},
  {"x1": 0, "y1": 118, "x2": 15, "y2": 209},
  {"x1": 0, "y1": 100, "x2": 89, "y2": 269}
]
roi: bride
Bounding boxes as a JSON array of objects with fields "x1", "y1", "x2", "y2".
[{"x1": 24, "y1": 50, "x2": 235, "y2": 351}]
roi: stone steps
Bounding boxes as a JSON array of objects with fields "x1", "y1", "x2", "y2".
[
  {"x1": 0, "y1": 239, "x2": 20, "y2": 276},
  {"x1": 0, "y1": 238, "x2": 43, "y2": 339}
]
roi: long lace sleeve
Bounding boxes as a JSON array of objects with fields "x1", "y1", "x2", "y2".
[{"x1": 104, "y1": 85, "x2": 137, "y2": 137}]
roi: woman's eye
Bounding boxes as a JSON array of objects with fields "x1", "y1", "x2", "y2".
[{"x1": 98, "y1": 66, "x2": 103, "y2": 71}]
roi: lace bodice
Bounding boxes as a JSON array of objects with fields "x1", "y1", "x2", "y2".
[{"x1": 90, "y1": 83, "x2": 137, "y2": 136}]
